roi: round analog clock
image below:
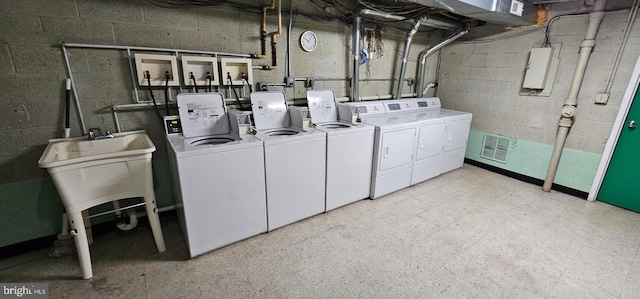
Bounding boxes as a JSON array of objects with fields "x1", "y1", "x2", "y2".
[{"x1": 300, "y1": 30, "x2": 317, "y2": 52}]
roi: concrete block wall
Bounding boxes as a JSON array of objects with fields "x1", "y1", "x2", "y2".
[
  {"x1": 0, "y1": 0, "x2": 437, "y2": 247},
  {"x1": 439, "y1": 9, "x2": 640, "y2": 192}
]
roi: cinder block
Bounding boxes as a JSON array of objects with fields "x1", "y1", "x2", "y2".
[
  {"x1": 10, "y1": 45, "x2": 66, "y2": 75},
  {"x1": 0, "y1": 0, "x2": 77, "y2": 17},
  {"x1": 41, "y1": 17, "x2": 115, "y2": 45},
  {"x1": 0, "y1": 13, "x2": 49, "y2": 45},
  {"x1": 198, "y1": 9, "x2": 242, "y2": 33},
  {"x1": 170, "y1": 28, "x2": 220, "y2": 51},
  {"x1": 485, "y1": 53, "x2": 520, "y2": 68},
  {"x1": 143, "y1": 5, "x2": 198, "y2": 30},
  {"x1": 77, "y1": 0, "x2": 144, "y2": 24},
  {"x1": 462, "y1": 53, "x2": 486, "y2": 67},
  {"x1": 0, "y1": 44, "x2": 14, "y2": 73},
  {"x1": 113, "y1": 23, "x2": 171, "y2": 47},
  {"x1": 0, "y1": 74, "x2": 60, "y2": 103}
]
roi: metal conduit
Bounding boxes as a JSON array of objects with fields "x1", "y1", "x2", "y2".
[
  {"x1": 395, "y1": 19, "x2": 422, "y2": 100},
  {"x1": 416, "y1": 29, "x2": 468, "y2": 97}
]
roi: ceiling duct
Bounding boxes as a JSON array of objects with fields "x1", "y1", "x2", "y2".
[{"x1": 407, "y1": 0, "x2": 538, "y2": 25}]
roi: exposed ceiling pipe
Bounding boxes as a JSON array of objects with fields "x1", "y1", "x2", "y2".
[
  {"x1": 395, "y1": 19, "x2": 422, "y2": 100},
  {"x1": 351, "y1": 15, "x2": 362, "y2": 101},
  {"x1": 416, "y1": 28, "x2": 468, "y2": 97},
  {"x1": 352, "y1": 8, "x2": 462, "y2": 102},
  {"x1": 543, "y1": 0, "x2": 607, "y2": 192}
]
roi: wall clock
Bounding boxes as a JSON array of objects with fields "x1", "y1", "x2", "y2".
[{"x1": 300, "y1": 30, "x2": 317, "y2": 52}]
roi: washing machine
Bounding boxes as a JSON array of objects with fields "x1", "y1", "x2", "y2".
[
  {"x1": 250, "y1": 91, "x2": 327, "y2": 231},
  {"x1": 165, "y1": 92, "x2": 267, "y2": 258},
  {"x1": 289, "y1": 90, "x2": 375, "y2": 211},
  {"x1": 337, "y1": 100, "x2": 418, "y2": 199}
]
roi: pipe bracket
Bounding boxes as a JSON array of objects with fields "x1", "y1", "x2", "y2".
[
  {"x1": 581, "y1": 40, "x2": 596, "y2": 48},
  {"x1": 560, "y1": 105, "x2": 577, "y2": 118}
]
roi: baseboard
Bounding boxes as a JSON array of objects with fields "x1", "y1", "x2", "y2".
[
  {"x1": 464, "y1": 158, "x2": 588, "y2": 199},
  {"x1": 0, "y1": 210, "x2": 177, "y2": 260}
]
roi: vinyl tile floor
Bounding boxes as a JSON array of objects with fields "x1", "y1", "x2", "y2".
[{"x1": 2, "y1": 164, "x2": 640, "y2": 298}]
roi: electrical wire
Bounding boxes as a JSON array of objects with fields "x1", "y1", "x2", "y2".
[
  {"x1": 145, "y1": 71, "x2": 164, "y2": 123},
  {"x1": 164, "y1": 71, "x2": 170, "y2": 116},
  {"x1": 227, "y1": 72, "x2": 244, "y2": 110},
  {"x1": 190, "y1": 72, "x2": 198, "y2": 93},
  {"x1": 244, "y1": 78, "x2": 253, "y2": 93}
]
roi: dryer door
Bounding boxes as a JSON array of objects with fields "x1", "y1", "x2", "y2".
[
  {"x1": 444, "y1": 118, "x2": 471, "y2": 152},
  {"x1": 416, "y1": 122, "x2": 446, "y2": 161},
  {"x1": 379, "y1": 128, "x2": 416, "y2": 171}
]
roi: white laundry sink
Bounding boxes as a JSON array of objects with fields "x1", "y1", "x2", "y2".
[
  {"x1": 38, "y1": 130, "x2": 155, "y2": 168},
  {"x1": 38, "y1": 130, "x2": 165, "y2": 279}
]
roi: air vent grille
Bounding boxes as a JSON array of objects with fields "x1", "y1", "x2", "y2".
[{"x1": 481, "y1": 134, "x2": 510, "y2": 163}]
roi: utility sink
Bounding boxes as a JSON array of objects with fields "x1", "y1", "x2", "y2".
[
  {"x1": 38, "y1": 130, "x2": 155, "y2": 168},
  {"x1": 38, "y1": 130, "x2": 165, "y2": 279}
]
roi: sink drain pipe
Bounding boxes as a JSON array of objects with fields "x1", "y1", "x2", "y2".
[{"x1": 543, "y1": 0, "x2": 607, "y2": 192}]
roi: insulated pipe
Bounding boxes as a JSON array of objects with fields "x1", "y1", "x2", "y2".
[
  {"x1": 395, "y1": 20, "x2": 422, "y2": 100},
  {"x1": 543, "y1": 0, "x2": 607, "y2": 192},
  {"x1": 352, "y1": 15, "x2": 362, "y2": 102},
  {"x1": 416, "y1": 29, "x2": 468, "y2": 97},
  {"x1": 260, "y1": 0, "x2": 276, "y2": 58}
]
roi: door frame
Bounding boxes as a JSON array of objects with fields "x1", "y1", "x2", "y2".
[{"x1": 588, "y1": 54, "x2": 640, "y2": 201}]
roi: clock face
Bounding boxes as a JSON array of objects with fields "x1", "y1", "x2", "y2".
[{"x1": 300, "y1": 31, "x2": 317, "y2": 52}]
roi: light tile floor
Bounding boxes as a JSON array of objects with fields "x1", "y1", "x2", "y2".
[{"x1": 2, "y1": 164, "x2": 640, "y2": 298}]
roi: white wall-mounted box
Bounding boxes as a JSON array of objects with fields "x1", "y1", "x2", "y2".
[
  {"x1": 220, "y1": 58, "x2": 253, "y2": 86},
  {"x1": 523, "y1": 47, "x2": 554, "y2": 89},
  {"x1": 181, "y1": 56, "x2": 220, "y2": 87},
  {"x1": 134, "y1": 53, "x2": 180, "y2": 86}
]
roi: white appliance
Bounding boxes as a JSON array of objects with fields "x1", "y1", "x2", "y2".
[
  {"x1": 250, "y1": 91, "x2": 327, "y2": 230},
  {"x1": 337, "y1": 100, "x2": 418, "y2": 199},
  {"x1": 437, "y1": 103, "x2": 472, "y2": 173},
  {"x1": 166, "y1": 92, "x2": 267, "y2": 258},
  {"x1": 383, "y1": 99, "x2": 447, "y2": 185},
  {"x1": 290, "y1": 90, "x2": 375, "y2": 211}
]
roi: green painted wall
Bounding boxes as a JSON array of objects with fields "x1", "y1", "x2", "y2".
[
  {"x1": 465, "y1": 130, "x2": 601, "y2": 193},
  {"x1": 0, "y1": 160, "x2": 175, "y2": 248}
]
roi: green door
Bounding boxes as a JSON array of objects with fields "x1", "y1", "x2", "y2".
[{"x1": 598, "y1": 85, "x2": 640, "y2": 212}]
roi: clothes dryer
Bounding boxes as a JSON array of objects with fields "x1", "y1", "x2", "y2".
[
  {"x1": 166, "y1": 92, "x2": 267, "y2": 258},
  {"x1": 383, "y1": 99, "x2": 446, "y2": 185},
  {"x1": 250, "y1": 92, "x2": 327, "y2": 230},
  {"x1": 290, "y1": 90, "x2": 375, "y2": 211},
  {"x1": 337, "y1": 100, "x2": 418, "y2": 199}
]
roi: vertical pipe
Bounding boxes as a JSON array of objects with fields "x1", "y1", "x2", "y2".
[
  {"x1": 352, "y1": 15, "x2": 361, "y2": 102},
  {"x1": 126, "y1": 48, "x2": 141, "y2": 103},
  {"x1": 543, "y1": 0, "x2": 607, "y2": 191},
  {"x1": 395, "y1": 20, "x2": 421, "y2": 100},
  {"x1": 62, "y1": 45, "x2": 87, "y2": 134},
  {"x1": 416, "y1": 29, "x2": 468, "y2": 97}
]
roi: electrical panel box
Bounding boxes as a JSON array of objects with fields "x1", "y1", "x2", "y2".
[
  {"x1": 181, "y1": 56, "x2": 220, "y2": 88},
  {"x1": 523, "y1": 47, "x2": 554, "y2": 89},
  {"x1": 134, "y1": 53, "x2": 180, "y2": 87},
  {"x1": 220, "y1": 58, "x2": 253, "y2": 86}
]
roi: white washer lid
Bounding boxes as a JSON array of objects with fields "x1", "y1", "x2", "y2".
[
  {"x1": 250, "y1": 91, "x2": 289, "y2": 130},
  {"x1": 177, "y1": 92, "x2": 229, "y2": 138},
  {"x1": 306, "y1": 90, "x2": 338, "y2": 124}
]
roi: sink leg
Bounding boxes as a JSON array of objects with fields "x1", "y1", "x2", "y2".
[
  {"x1": 68, "y1": 212, "x2": 93, "y2": 279},
  {"x1": 144, "y1": 195, "x2": 166, "y2": 253}
]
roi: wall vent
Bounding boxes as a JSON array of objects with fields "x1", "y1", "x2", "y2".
[{"x1": 481, "y1": 134, "x2": 510, "y2": 163}]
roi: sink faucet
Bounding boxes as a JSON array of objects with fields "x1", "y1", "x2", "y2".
[{"x1": 87, "y1": 128, "x2": 114, "y2": 140}]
